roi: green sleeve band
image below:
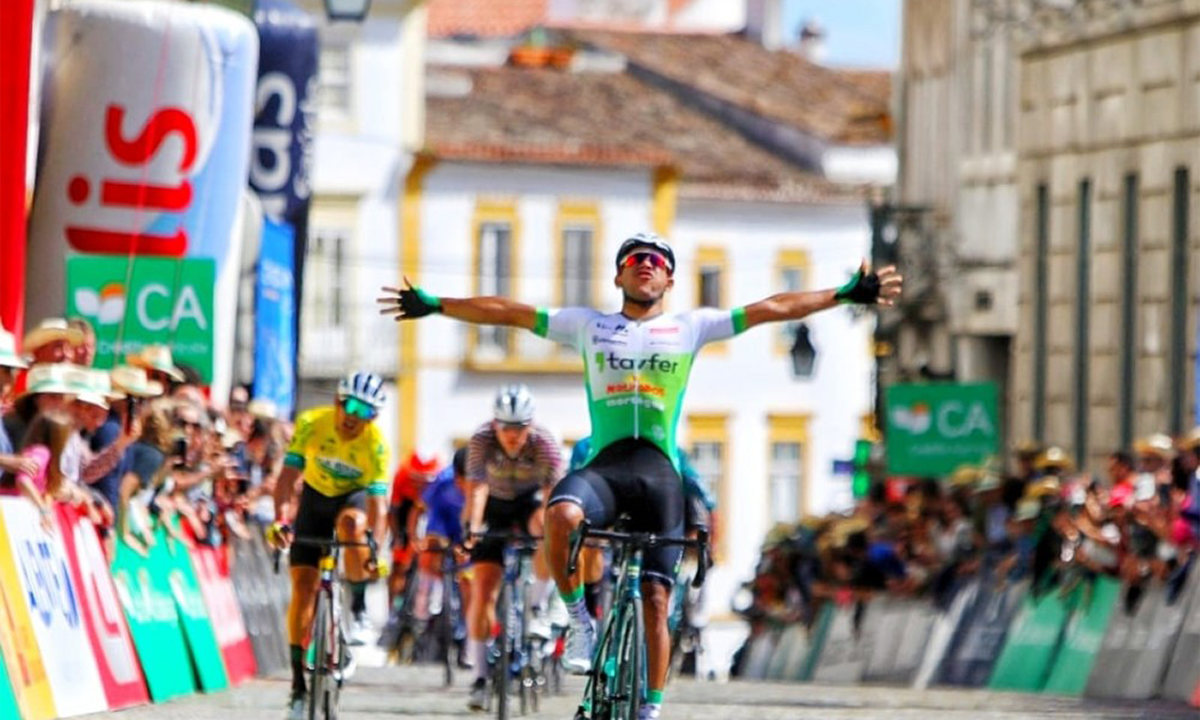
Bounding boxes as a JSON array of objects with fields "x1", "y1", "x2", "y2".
[
  {"x1": 560, "y1": 584, "x2": 585, "y2": 604},
  {"x1": 533, "y1": 308, "x2": 550, "y2": 337},
  {"x1": 416, "y1": 286, "x2": 442, "y2": 310},
  {"x1": 731, "y1": 306, "x2": 749, "y2": 334},
  {"x1": 284, "y1": 452, "x2": 305, "y2": 469},
  {"x1": 367, "y1": 482, "x2": 388, "y2": 497},
  {"x1": 834, "y1": 268, "x2": 864, "y2": 304}
]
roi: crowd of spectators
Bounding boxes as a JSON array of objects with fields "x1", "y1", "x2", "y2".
[
  {"x1": 0, "y1": 317, "x2": 291, "y2": 559},
  {"x1": 736, "y1": 435, "x2": 1200, "y2": 637}
]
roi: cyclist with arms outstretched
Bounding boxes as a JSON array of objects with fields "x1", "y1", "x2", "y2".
[
  {"x1": 267, "y1": 372, "x2": 390, "y2": 720},
  {"x1": 379, "y1": 233, "x2": 901, "y2": 720}
]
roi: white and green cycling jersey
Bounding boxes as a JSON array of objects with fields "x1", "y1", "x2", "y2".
[{"x1": 534, "y1": 306, "x2": 749, "y2": 472}]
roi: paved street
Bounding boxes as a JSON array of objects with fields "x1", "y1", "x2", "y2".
[{"x1": 77, "y1": 662, "x2": 1199, "y2": 720}]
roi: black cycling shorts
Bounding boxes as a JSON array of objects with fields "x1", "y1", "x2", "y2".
[
  {"x1": 472, "y1": 487, "x2": 543, "y2": 566},
  {"x1": 290, "y1": 483, "x2": 368, "y2": 568},
  {"x1": 392, "y1": 498, "x2": 416, "y2": 548},
  {"x1": 549, "y1": 438, "x2": 684, "y2": 587}
]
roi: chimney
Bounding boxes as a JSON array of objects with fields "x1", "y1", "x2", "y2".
[
  {"x1": 797, "y1": 18, "x2": 826, "y2": 64},
  {"x1": 745, "y1": 0, "x2": 784, "y2": 50}
]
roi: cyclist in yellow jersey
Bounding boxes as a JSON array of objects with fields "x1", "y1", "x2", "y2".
[{"x1": 267, "y1": 371, "x2": 390, "y2": 720}]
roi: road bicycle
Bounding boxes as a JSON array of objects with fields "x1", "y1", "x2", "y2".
[
  {"x1": 567, "y1": 520, "x2": 709, "y2": 720},
  {"x1": 275, "y1": 534, "x2": 376, "y2": 720},
  {"x1": 424, "y1": 537, "x2": 469, "y2": 687},
  {"x1": 380, "y1": 558, "x2": 422, "y2": 664},
  {"x1": 471, "y1": 531, "x2": 550, "y2": 720}
]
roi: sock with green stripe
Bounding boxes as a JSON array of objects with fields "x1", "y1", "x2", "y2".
[{"x1": 560, "y1": 584, "x2": 590, "y2": 625}]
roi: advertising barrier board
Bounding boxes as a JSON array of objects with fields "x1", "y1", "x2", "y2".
[
  {"x1": 55, "y1": 505, "x2": 148, "y2": 709},
  {"x1": 1042, "y1": 576, "x2": 1118, "y2": 695},
  {"x1": 988, "y1": 588, "x2": 1070, "y2": 691},
  {"x1": 155, "y1": 525, "x2": 228, "y2": 692},
  {"x1": 0, "y1": 499, "x2": 107, "y2": 717},
  {"x1": 110, "y1": 537, "x2": 196, "y2": 702},
  {"x1": 191, "y1": 543, "x2": 256, "y2": 685}
]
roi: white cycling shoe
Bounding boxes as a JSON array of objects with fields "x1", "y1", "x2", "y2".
[
  {"x1": 637, "y1": 704, "x2": 661, "y2": 720},
  {"x1": 286, "y1": 694, "x2": 304, "y2": 720},
  {"x1": 561, "y1": 618, "x2": 595, "y2": 675}
]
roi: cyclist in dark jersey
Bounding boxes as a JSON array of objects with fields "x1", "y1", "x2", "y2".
[{"x1": 379, "y1": 232, "x2": 901, "y2": 720}]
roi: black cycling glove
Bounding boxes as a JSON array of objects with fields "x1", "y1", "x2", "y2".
[
  {"x1": 833, "y1": 267, "x2": 882, "y2": 305},
  {"x1": 397, "y1": 285, "x2": 443, "y2": 318}
]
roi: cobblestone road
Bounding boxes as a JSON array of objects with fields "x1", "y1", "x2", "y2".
[{"x1": 77, "y1": 663, "x2": 1198, "y2": 720}]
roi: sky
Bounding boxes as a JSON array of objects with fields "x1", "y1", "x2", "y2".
[{"x1": 782, "y1": 0, "x2": 902, "y2": 68}]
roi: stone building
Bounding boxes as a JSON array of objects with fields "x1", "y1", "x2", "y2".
[
  {"x1": 1012, "y1": 0, "x2": 1199, "y2": 468},
  {"x1": 898, "y1": 0, "x2": 1197, "y2": 470}
]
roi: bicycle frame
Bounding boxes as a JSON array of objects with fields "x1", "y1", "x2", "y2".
[{"x1": 567, "y1": 521, "x2": 709, "y2": 720}]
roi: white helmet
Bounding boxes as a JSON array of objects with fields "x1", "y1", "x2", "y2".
[
  {"x1": 493, "y1": 383, "x2": 535, "y2": 424},
  {"x1": 337, "y1": 371, "x2": 387, "y2": 409}
]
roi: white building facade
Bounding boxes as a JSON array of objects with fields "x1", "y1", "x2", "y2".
[{"x1": 292, "y1": 0, "x2": 428, "y2": 458}]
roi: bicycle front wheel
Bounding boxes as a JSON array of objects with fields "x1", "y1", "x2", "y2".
[
  {"x1": 493, "y1": 586, "x2": 511, "y2": 720},
  {"x1": 611, "y1": 598, "x2": 643, "y2": 720},
  {"x1": 308, "y1": 590, "x2": 332, "y2": 720}
]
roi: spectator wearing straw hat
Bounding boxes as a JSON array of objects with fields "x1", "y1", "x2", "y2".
[
  {"x1": 64, "y1": 368, "x2": 127, "y2": 530},
  {"x1": 4, "y1": 363, "x2": 79, "y2": 454},
  {"x1": 126, "y1": 344, "x2": 185, "y2": 391},
  {"x1": 23, "y1": 318, "x2": 84, "y2": 365},
  {"x1": 0, "y1": 326, "x2": 36, "y2": 482}
]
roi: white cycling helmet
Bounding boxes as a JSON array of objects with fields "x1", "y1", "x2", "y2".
[
  {"x1": 616, "y1": 231, "x2": 675, "y2": 274},
  {"x1": 338, "y1": 371, "x2": 387, "y2": 409},
  {"x1": 494, "y1": 383, "x2": 535, "y2": 424}
]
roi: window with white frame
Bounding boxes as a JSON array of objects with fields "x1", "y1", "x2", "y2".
[
  {"x1": 305, "y1": 227, "x2": 348, "y2": 328},
  {"x1": 317, "y1": 35, "x2": 352, "y2": 120},
  {"x1": 477, "y1": 221, "x2": 512, "y2": 354},
  {"x1": 768, "y1": 441, "x2": 803, "y2": 524},
  {"x1": 561, "y1": 225, "x2": 593, "y2": 307},
  {"x1": 690, "y1": 442, "x2": 723, "y2": 505}
]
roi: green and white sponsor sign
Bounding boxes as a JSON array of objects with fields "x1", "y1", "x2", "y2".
[
  {"x1": 885, "y1": 382, "x2": 999, "y2": 476},
  {"x1": 66, "y1": 255, "x2": 215, "y2": 381}
]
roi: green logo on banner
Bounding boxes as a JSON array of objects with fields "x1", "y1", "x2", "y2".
[
  {"x1": 885, "y1": 383, "x2": 999, "y2": 476},
  {"x1": 66, "y1": 255, "x2": 215, "y2": 382}
]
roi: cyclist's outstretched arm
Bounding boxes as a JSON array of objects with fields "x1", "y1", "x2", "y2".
[
  {"x1": 377, "y1": 277, "x2": 537, "y2": 330},
  {"x1": 741, "y1": 261, "x2": 901, "y2": 330}
]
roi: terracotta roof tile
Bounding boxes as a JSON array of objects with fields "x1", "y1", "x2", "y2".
[
  {"x1": 425, "y1": 64, "x2": 858, "y2": 203},
  {"x1": 428, "y1": 0, "x2": 548, "y2": 38},
  {"x1": 561, "y1": 29, "x2": 893, "y2": 145}
]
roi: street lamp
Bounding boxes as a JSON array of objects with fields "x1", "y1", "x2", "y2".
[
  {"x1": 324, "y1": 0, "x2": 372, "y2": 22},
  {"x1": 789, "y1": 323, "x2": 817, "y2": 378}
]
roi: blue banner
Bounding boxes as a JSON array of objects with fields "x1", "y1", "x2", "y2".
[
  {"x1": 251, "y1": 0, "x2": 317, "y2": 227},
  {"x1": 254, "y1": 219, "x2": 296, "y2": 415}
]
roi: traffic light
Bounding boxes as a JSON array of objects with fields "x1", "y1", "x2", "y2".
[{"x1": 852, "y1": 438, "x2": 872, "y2": 499}]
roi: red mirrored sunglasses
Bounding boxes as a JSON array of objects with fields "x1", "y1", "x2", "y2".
[{"x1": 620, "y1": 251, "x2": 671, "y2": 273}]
